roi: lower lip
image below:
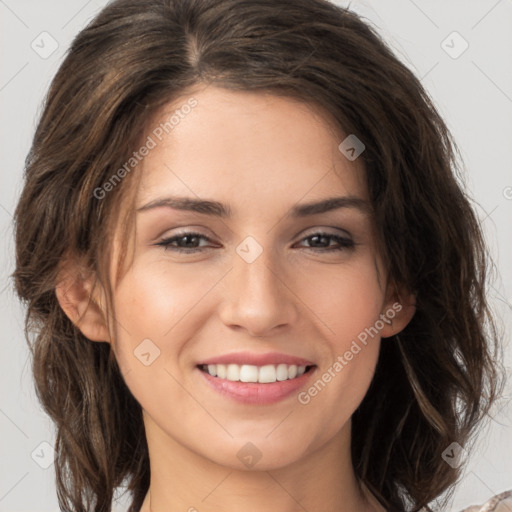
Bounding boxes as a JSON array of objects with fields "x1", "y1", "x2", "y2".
[{"x1": 197, "y1": 366, "x2": 316, "y2": 405}]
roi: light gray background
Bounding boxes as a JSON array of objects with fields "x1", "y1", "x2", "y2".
[{"x1": 1, "y1": 1, "x2": 511, "y2": 511}]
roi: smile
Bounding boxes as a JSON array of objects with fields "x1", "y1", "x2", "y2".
[
  {"x1": 196, "y1": 363, "x2": 317, "y2": 405},
  {"x1": 198, "y1": 363, "x2": 314, "y2": 383}
]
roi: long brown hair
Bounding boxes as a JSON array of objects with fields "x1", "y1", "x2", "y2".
[{"x1": 12, "y1": 0, "x2": 505, "y2": 510}]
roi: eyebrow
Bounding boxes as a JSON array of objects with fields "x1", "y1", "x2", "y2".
[{"x1": 136, "y1": 195, "x2": 372, "y2": 217}]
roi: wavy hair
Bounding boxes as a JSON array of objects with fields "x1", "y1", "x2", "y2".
[{"x1": 12, "y1": 0, "x2": 505, "y2": 510}]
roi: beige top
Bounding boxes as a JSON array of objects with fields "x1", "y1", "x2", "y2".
[{"x1": 459, "y1": 489, "x2": 512, "y2": 512}]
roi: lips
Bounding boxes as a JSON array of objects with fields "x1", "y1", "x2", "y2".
[{"x1": 195, "y1": 351, "x2": 317, "y2": 405}]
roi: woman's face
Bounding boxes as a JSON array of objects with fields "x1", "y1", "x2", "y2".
[{"x1": 106, "y1": 85, "x2": 404, "y2": 470}]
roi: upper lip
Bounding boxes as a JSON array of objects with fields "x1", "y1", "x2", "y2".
[{"x1": 197, "y1": 351, "x2": 315, "y2": 367}]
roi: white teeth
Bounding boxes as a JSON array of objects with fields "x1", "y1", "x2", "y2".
[
  {"x1": 276, "y1": 364, "x2": 289, "y2": 381},
  {"x1": 258, "y1": 364, "x2": 277, "y2": 383},
  {"x1": 226, "y1": 364, "x2": 240, "y2": 381},
  {"x1": 202, "y1": 363, "x2": 310, "y2": 383},
  {"x1": 239, "y1": 364, "x2": 258, "y2": 382},
  {"x1": 216, "y1": 364, "x2": 227, "y2": 379}
]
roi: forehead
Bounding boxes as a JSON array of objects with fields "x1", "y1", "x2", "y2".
[{"x1": 136, "y1": 85, "x2": 367, "y2": 212}]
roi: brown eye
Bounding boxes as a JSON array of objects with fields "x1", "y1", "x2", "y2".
[
  {"x1": 296, "y1": 232, "x2": 355, "y2": 252},
  {"x1": 156, "y1": 232, "x2": 214, "y2": 253}
]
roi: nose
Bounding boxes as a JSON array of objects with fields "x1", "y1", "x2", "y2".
[{"x1": 217, "y1": 246, "x2": 300, "y2": 337}]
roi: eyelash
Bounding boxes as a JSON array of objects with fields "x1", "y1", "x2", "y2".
[{"x1": 156, "y1": 231, "x2": 355, "y2": 254}]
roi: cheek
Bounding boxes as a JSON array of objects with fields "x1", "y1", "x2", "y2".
[
  {"x1": 295, "y1": 255, "x2": 384, "y2": 347},
  {"x1": 109, "y1": 263, "x2": 211, "y2": 376},
  {"x1": 109, "y1": 259, "x2": 235, "y2": 412},
  {"x1": 113, "y1": 260, "x2": 221, "y2": 336},
  {"x1": 108, "y1": 265, "x2": 204, "y2": 417},
  {"x1": 290, "y1": 258, "x2": 384, "y2": 423}
]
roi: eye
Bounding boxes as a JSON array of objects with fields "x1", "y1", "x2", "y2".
[
  {"x1": 156, "y1": 231, "x2": 215, "y2": 253},
  {"x1": 294, "y1": 232, "x2": 355, "y2": 252}
]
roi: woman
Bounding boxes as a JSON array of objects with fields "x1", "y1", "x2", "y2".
[{"x1": 12, "y1": 0, "x2": 509, "y2": 510}]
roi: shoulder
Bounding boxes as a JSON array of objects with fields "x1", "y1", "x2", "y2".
[{"x1": 459, "y1": 489, "x2": 512, "y2": 512}]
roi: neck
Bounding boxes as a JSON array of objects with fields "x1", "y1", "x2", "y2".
[{"x1": 138, "y1": 415, "x2": 385, "y2": 512}]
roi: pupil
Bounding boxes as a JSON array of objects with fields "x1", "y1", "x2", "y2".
[
  {"x1": 184, "y1": 235, "x2": 197, "y2": 246},
  {"x1": 311, "y1": 235, "x2": 326, "y2": 247}
]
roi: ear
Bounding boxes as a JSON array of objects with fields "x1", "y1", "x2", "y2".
[
  {"x1": 55, "y1": 256, "x2": 111, "y2": 343},
  {"x1": 378, "y1": 281, "x2": 416, "y2": 339}
]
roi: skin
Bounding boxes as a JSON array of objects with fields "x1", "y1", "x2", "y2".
[{"x1": 56, "y1": 85, "x2": 416, "y2": 512}]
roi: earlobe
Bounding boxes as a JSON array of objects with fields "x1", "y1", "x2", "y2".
[
  {"x1": 55, "y1": 261, "x2": 111, "y2": 343},
  {"x1": 379, "y1": 287, "x2": 416, "y2": 339}
]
